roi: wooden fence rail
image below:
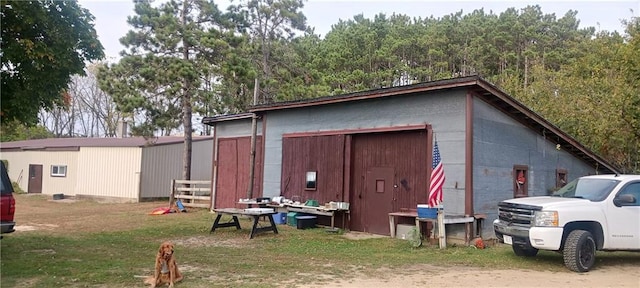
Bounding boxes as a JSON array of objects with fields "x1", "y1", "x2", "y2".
[{"x1": 169, "y1": 180, "x2": 211, "y2": 209}]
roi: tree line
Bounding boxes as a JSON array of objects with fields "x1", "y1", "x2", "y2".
[{"x1": 1, "y1": 0, "x2": 638, "y2": 174}]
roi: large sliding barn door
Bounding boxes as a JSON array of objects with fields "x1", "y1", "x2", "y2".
[
  {"x1": 280, "y1": 135, "x2": 345, "y2": 204},
  {"x1": 215, "y1": 137, "x2": 262, "y2": 209},
  {"x1": 350, "y1": 130, "x2": 428, "y2": 235}
]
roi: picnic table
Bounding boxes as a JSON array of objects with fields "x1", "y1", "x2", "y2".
[{"x1": 210, "y1": 208, "x2": 278, "y2": 239}]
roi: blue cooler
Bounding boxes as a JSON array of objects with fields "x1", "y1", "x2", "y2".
[
  {"x1": 417, "y1": 204, "x2": 438, "y2": 219},
  {"x1": 273, "y1": 212, "x2": 287, "y2": 224}
]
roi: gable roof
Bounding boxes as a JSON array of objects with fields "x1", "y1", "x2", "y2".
[
  {"x1": 202, "y1": 76, "x2": 619, "y2": 174},
  {"x1": 0, "y1": 136, "x2": 213, "y2": 152}
]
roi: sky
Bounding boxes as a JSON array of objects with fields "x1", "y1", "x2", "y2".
[{"x1": 78, "y1": 0, "x2": 640, "y2": 60}]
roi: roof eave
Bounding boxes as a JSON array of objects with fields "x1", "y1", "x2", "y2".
[
  {"x1": 249, "y1": 76, "x2": 481, "y2": 113},
  {"x1": 202, "y1": 112, "x2": 254, "y2": 126}
]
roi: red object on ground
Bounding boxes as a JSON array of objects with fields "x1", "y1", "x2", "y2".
[
  {"x1": 150, "y1": 207, "x2": 172, "y2": 215},
  {"x1": 475, "y1": 238, "x2": 485, "y2": 249}
]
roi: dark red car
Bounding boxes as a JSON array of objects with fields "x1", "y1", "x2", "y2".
[{"x1": 1, "y1": 161, "x2": 16, "y2": 235}]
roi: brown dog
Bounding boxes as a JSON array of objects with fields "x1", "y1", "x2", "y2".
[{"x1": 143, "y1": 241, "x2": 183, "y2": 288}]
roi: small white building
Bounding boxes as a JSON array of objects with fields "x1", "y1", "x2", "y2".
[{"x1": 0, "y1": 136, "x2": 213, "y2": 202}]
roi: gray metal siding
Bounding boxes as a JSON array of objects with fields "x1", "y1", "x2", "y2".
[
  {"x1": 140, "y1": 139, "x2": 213, "y2": 199},
  {"x1": 191, "y1": 139, "x2": 213, "y2": 180},
  {"x1": 140, "y1": 144, "x2": 182, "y2": 198},
  {"x1": 262, "y1": 89, "x2": 468, "y2": 207},
  {"x1": 472, "y1": 97, "x2": 595, "y2": 236},
  {"x1": 214, "y1": 118, "x2": 262, "y2": 138}
]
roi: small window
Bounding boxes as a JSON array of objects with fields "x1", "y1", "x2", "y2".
[
  {"x1": 30, "y1": 165, "x2": 37, "y2": 178},
  {"x1": 51, "y1": 165, "x2": 67, "y2": 177},
  {"x1": 305, "y1": 171, "x2": 317, "y2": 190},
  {"x1": 556, "y1": 169, "x2": 568, "y2": 189},
  {"x1": 513, "y1": 165, "x2": 528, "y2": 198},
  {"x1": 376, "y1": 179, "x2": 385, "y2": 193}
]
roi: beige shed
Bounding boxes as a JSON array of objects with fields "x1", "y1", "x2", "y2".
[{"x1": 0, "y1": 136, "x2": 212, "y2": 202}]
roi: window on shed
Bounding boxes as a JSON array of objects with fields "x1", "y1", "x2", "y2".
[
  {"x1": 376, "y1": 179, "x2": 385, "y2": 193},
  {"x1": 556, "y1": 169, "x2": 568, "y2": 189},
  {"x1": 305, "y1": 171, "x2": 317, "y2": 190},
  {"x1": 513, "y1": 165, "x2": 528, "y2": 198},
  {"x1": 51, "y1": 165, "x2": 67, "y2": 177}
]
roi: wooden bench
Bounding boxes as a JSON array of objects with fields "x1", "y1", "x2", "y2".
[
  {"x1": 281, "y1": 203, "x2": 349, "y2": 229},
  {"x1": 389, "y1": 210, "x2": 484, "y2": 248}
]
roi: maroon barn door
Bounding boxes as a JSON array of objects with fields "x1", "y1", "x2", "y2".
[
  {"x1": 349, "y1": 130, "x2": 428, "y2": 235},
  {"x1": 280, "y1": 135, "x2": 345, "y2": 204},
  {"x1": 28, "y1": 164, "x2": 43, "y2": 194},
  {"x1": 364, "y1": 167, "x2": 395, "y2": 234},
  {"x1": 215, "y1": 137, "x2": 262, "y2": 209}
]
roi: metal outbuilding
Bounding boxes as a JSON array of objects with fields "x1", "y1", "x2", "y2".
[
  {"x1": 202, "y1": 76, "x2": 619, "y2": 239},
  {"x1": 0, "y1": 136, "x2": 213, "y2": 202}
]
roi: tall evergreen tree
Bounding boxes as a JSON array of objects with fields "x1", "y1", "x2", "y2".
[
  {"x1": 98, "y1": 0, "x2": 240, "y2": 180},
  {"x1": 229, "y1": 0, "x2": 307, "y2": 103}
]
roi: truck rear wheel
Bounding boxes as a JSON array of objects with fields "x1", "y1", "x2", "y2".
[
  {"x1": 563, "y1": 230, "x2": 596, "y2": 272},
  {"x1": 512, "y1": 245, "x2": 538, "y2": 257}
]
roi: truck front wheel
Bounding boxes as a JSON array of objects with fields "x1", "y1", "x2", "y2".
[
  {"x1": 512, "y1": 245, "x2": 538, "y2": 257},
  {"x1": 563, "y1": 230, "x2": 596, "y2": 272}
]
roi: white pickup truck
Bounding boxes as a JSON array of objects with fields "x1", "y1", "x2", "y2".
[{"x1": 493, "y1": 174, "x2": 640, "y2": 272}]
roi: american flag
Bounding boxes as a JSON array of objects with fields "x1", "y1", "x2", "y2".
[{"x1": 428, "y1": 140, "x2": 445, "y2": 207}]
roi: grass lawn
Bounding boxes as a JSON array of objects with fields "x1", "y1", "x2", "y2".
[{"x1": 1, "y1": 194, "x2": 638, "y2": 287}]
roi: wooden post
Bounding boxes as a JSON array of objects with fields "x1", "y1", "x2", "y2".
[
  {"x1": 169, "y1": 179, "x2": 176, "y2": 207},
  {"x1": 437, "y1": 209, "x2": 446, "y2": 249},
  {"x1": 389, "y1": 214, "x2": 396, "y2": 238},
  {"x1": 247, "y1": 78, "x2": 259, "y2": 199}
]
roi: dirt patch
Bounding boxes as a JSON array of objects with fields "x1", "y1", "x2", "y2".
[
  {"x1": 23, "y1": 249, "x2": 57, "y2": 255},
  {"x1": 14, "y1": 194, "x2": 167, "y2": 234},
  {"x1": 341, "y1": 231, "x2": 387, "y2": 240},
  {"x1": 172, "y1": 236, "x2": 255, "y2": 249},
  {"x1": 299, "y1": 264, "x2": 640, "y2": 288},
  {"x1": 9, "y1": 277, "x2": 42, "y2": 288},
  {"x1": 14, "y1": 224, "x2": 59, "y2": 232},
  {"x1": 48, "y1": 198, "x2": 77, "y2": 203},
  {"x1": 304, "y1": 232, "x2": 639, "y2": 287}
]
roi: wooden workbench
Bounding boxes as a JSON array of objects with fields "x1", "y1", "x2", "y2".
[
  {"x1": 388, "y1": 210, "x2": 478, "y2": 248},
  {"x1": 210, "y1": 208, "x2": 278, "y2": 239},
  {"x1": 270, "y1": 203, "x2": 349, "y2": 229}
]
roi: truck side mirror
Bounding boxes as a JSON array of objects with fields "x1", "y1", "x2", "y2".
[{"x1": 613, "y1": 194, "x2": 636, "y2": 207}]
